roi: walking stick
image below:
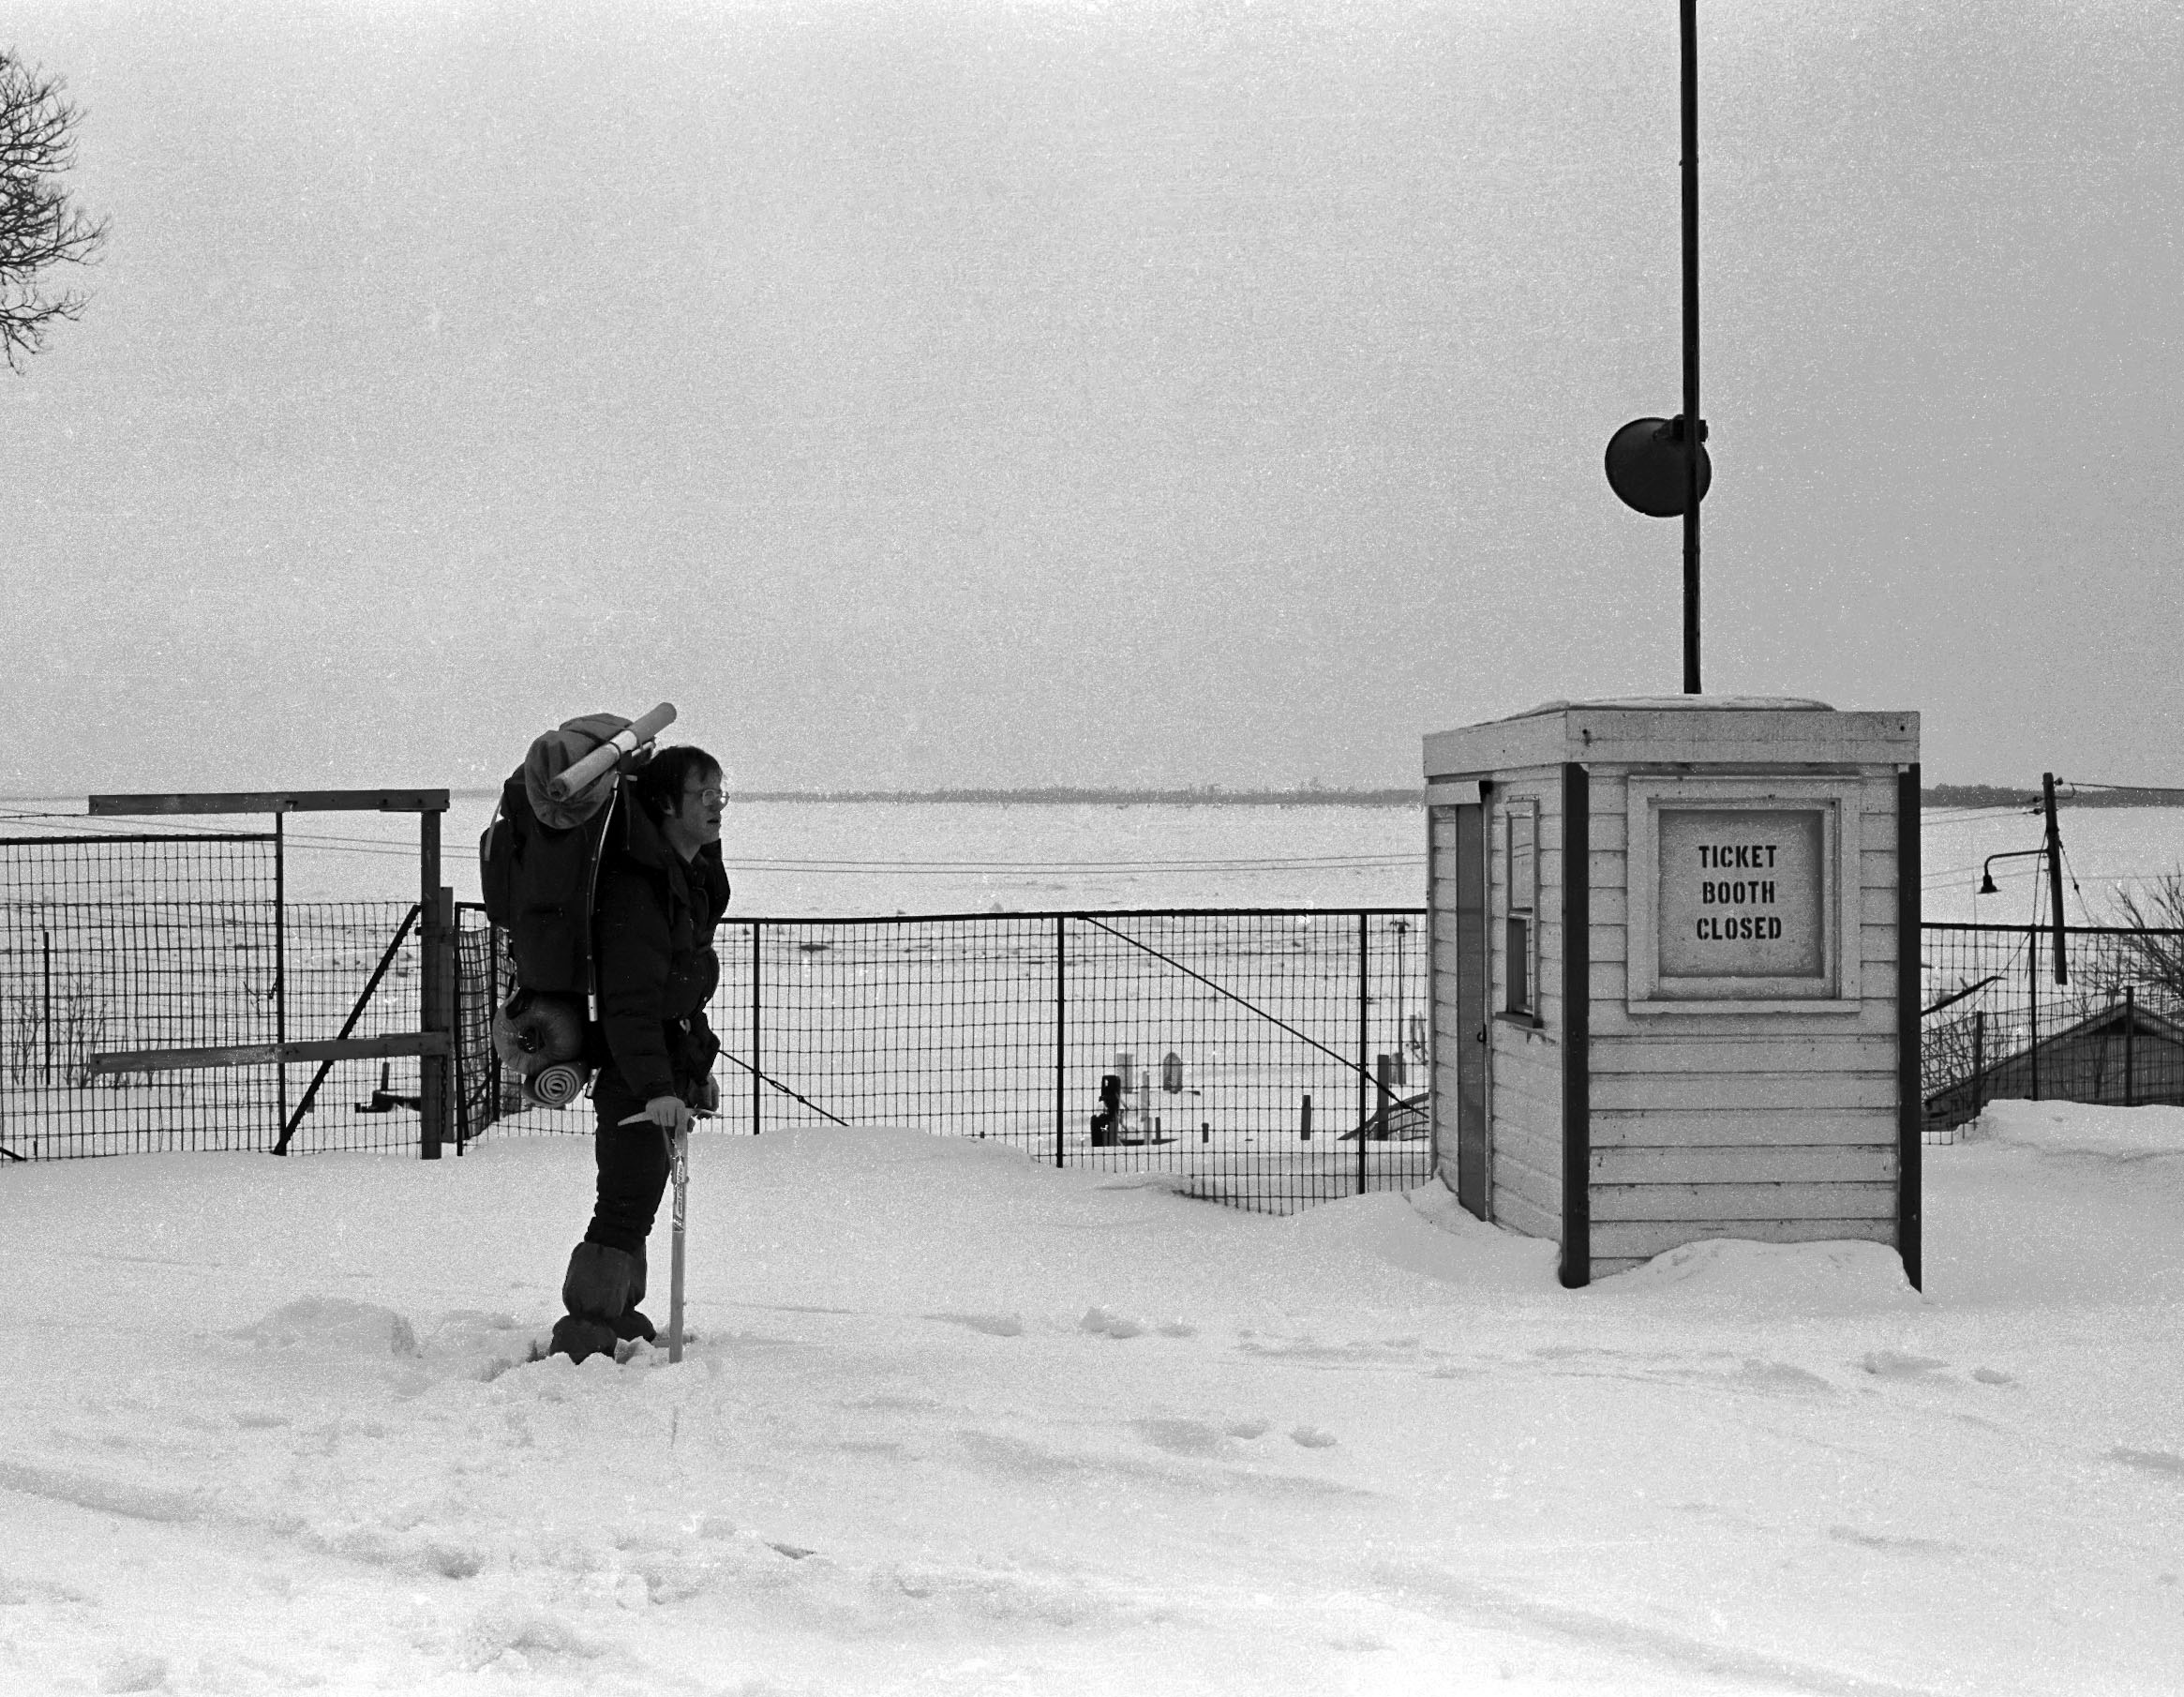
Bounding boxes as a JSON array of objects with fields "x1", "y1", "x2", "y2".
[
  {"x1": 624, "y1": 1101, "x2": 698, "y2": 1362},
  {"x1": 668, "y1": 1121, "x2": 689, "y2": 1363}
]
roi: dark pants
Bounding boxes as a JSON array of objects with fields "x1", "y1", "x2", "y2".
[{"x1": 585, "y1": 1074, "x2": 671, "y2": 1255}]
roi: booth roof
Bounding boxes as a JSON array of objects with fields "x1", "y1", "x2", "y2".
[{"x1": 1498, "y1": 695, "x2": 1835, "y2": 722}]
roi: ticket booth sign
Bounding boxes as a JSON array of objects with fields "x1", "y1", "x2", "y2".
[{"x1": 1627, "y1": 779, "x2": 1863, "y2": 1013}]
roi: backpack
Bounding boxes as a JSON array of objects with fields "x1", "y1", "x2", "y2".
[{"x1": 479, "y1": 713, "x2": 645, "y2": 1018}]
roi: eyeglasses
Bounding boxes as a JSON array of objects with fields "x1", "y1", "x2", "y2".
[{"x1": 686, "y1": 787, "x2": 725, "y2": 805}]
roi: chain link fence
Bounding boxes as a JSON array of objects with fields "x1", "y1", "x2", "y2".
[
  {"x1": 19, "y1": 828, "x2": 2177, "y2": 1195},
  {"x1": 2, "y1": 834, "x2": 280, "y2": 1159},
  {"x1": 1921, "y1": 923, "x2": 2184, "y2": 1139},
  {"x1": 461, "y1": 908, "x2": 1433, "y2": 1216}
]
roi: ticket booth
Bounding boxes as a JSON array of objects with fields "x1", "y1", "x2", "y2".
[{"x1": 1423, "y1": 698, "x2": 1922, "y2": 1287}]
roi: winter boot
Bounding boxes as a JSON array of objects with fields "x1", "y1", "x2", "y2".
[
  {"x1": 551, "y1": 1240, "x2": 642, "y2": 1363},
  {"x1": 611, "y1": 1244, "x2": 656, "y2": 1344}
]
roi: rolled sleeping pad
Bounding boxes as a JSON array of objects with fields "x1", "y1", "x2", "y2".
[
  {"x1": 548, "y1": 701, "x2": 677, "y2": 802},
  {"x1": 493, "y1": 993, "x2": 587, "y2": 1071},
  {"x1": 523, "y1": 1061, "x2": 591, "y2": 1109}
]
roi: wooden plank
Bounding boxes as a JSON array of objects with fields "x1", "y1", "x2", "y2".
[
  {"x1": 1590, "y1": 1034, "x2": 1896, "y2": 1073},
  {"x1": 1592, "y1": 1217, "x2": 1895, "y2": 1263},
  {"x1": 1490, "y1": 1080, "x2": 1560, "y2": 1132},
  {"x1": 1587, "y1": 960, "x2": 1631, "y2": 1001},
  {"x1": 1588, "y1": 887, "x2": 1631, "y2": 927},
  {"x1": 1590, "y1": 1181, "x2": 1898, "y2": 1224},
  {"x1": 1591, "y1": 1144, "x2": 1897, "y2": 1185},
  {"x1": 1492, "y1": 1127, "x2": 1563, "y2": 1192},
  {"x1": 86, "y1": 1033, "x2": 451, "y2": 1074},
  {"x1": 1592, "y1": 1001, "x2": 1897, "y2": 1040},
  {"x1": 1591, "y1": 1107, "x2": 1895, "y2": 1148},
  {"x1": 90, "y1": 789, "x2": 452, "y2": 816},
  {"x1": 1493, "y1": 1157, "x2": 1562, "y2": 1224},
  {"x1": 1593, "y1": 1072, "x2": 1898, "y2": 1111},
  {"x1": 1492, "y1": 1184, "x2": 1561, "y2": 1241}
]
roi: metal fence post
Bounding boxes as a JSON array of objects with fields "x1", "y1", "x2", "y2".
[
  {"x1": 1356, "y1": 913, "x2": 1369, "y2": 1196},
  {"x1": 1054, "y1": 914, "x2": 1066, "y2": 1168},
  {"x1": 751, "y1": 920, "x2": 763, "y2": 1135},
  {"x1": 275, "y1": 810, "x2": 287, "y2": 1144},
  {"x1": 418, "y1": 809, "x2": 445, "y2": 1160},
  {"x1": 486, "y1": 920, "x2": 501, "y2": 1127},
  {"x1": 2125, "y1": 984, "x2": 2137, "y2": 1107},
  {"x1": 41, "y1": 928, "x2": 51, "y2": 1085},
  {"x1": 1971, "y1": 1010, "x2": 1985, "y2": 1119},
  {"x1": 2027, "y1": 923, "x2": 2040, "y2": 1103}
]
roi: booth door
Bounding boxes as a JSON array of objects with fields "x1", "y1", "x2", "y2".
[{"x1": 1431, "y1": 800, "x2": 1490, "y2": 1218}]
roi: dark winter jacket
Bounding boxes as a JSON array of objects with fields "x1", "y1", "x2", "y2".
[{"x1": 592, "y1": 801, "x2": 732, "y2": 1104}]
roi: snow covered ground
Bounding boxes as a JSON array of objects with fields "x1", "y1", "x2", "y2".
[{"x1": 4, "y1": 1099, "x2": 2182, "y2": 1694}]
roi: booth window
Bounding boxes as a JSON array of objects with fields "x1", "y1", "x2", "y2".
[{"x1": 1504, "y1": 801, "x2": 1539, "y2": 1019}]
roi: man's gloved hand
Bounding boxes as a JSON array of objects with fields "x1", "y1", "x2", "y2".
[{"x1": 637, "y1": 1094, "x2": 693, "y2": 1136}]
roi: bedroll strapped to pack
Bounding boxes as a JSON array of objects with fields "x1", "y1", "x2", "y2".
[{"x1": 479, "y1": 708, "x2": 674, "y2": 1081}]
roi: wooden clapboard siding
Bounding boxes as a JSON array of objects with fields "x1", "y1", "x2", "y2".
[
  {"x1": 1424, "y1": 705, "x2": 1914, "y2": 1279},
  {"x1": 1486, "y1": 765, "x2": 1563, "y2": 1232},
  {"x1": 1591, "y1": 1144, "x2": 1896, "y2": 1185},
  {"x1": 1493, "y1": 1147, "x2": 1561, "y2": 1224},
  {"x1": 1493, "y1": 1180, "x2": 1561, "y2": 1243},
  {"x1": 1590, "y1": 1180, "x2": 1896, "y2": 1223},
  {"x1": 1590, "y1": 998, "x2": 1896, "y2": 1039},
  {"x1": 1861, "y1": 882, "x2": 1913, "y2": 922},
  {"x1": 1591, "y1": 1070, "x2": 1898, "y2": 1111},
  {"x1": 1590, "y1": 1033, "x2": 1895, "y2": 1072},
  {"x1": 1581, "y1": 762, "x2": 1904, "y2": 1268},
  {"x1": 1592, "y1": 1215, "x2": 1896, "y2": 1273},
  {"x1": 1590, "y1": 1107, "x2": 1896, "y2": 1147}
]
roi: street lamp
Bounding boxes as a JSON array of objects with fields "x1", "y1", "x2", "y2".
[
  {"x1": 1977, "y1": 846, "x2": 2051, "y2": 896},
  {"x1": 1977, "y1": 843, "x2": 2068, "y2": 986}
]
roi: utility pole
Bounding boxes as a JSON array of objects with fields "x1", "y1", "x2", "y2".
[{"x1": 2042, "y1": 773, "x2": 2067, "y2": 986}]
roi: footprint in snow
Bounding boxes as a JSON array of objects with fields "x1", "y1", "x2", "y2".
[
  {"x1": 1080, "y1": 1306, "x2": 1193, "y2": 1340},
  {"x1": 96, "y1": 1652, "x2": 169, "y2": 1694},
  {"x1": 1860, "y1": 1349, "x2": 1949, "y2": 1380},
  {"x1": 2109, "y1": 1447, "x2": 2184, "y2": 1479},
  {"x1": 926, "y1": 1312, "x2": 1025, "y2": 1338},
  {"x1": 1290, "y1": 1426, "x2": 1339, "y2": 1449}
]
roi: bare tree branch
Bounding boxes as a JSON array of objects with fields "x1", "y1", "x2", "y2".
[{"x1": 0, "y1": 48, "x2": 108, "y2": 371}]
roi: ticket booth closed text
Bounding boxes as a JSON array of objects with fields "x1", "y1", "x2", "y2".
[{"x1": 1423, "y1": 698, "x2": 1922, "y2": 1287}]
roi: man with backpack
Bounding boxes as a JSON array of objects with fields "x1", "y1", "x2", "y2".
[{"x1": 548, "y1": 743, "x2": 732, "y2": 1363}]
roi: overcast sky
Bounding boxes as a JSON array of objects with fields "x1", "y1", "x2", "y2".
[{"x1": 2, "y1": 0, "x2": 2177, "y2": 794}]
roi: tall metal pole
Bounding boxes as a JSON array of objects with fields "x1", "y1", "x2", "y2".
[
  {"x1": 1054, "y1": 915, "x2": 1067, "y2": 1168},
  {"x1": 2042, "y1": 772, "x2": 2067, "y2": 985},
  {"x1": 418, "y1": 809, "x2": 443, "y2": 1159},
  {"x1": 1681, "y1": 0, "x2": 1701, "y2": 694},
  {"x1": 275, "y1": 810, "x2": 287, "y2": 1145},
  {"x1": 750, "y1": 921, "x2": 763, "y2": 1134}
]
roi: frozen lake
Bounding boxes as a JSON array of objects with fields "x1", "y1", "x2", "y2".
[{"x1": 7, "y1": 792, "x2": 2182, "y2": 923}]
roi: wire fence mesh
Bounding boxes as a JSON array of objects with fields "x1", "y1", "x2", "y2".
[
  {"x1": 1919, "y1": 923, "x2": 2184, "y2": 1139},
  {"x1": 467, "y1": 908, "x2": 1434, "y2": 1215},
  {"x1": 278, "y1": 901, "x2": 426, "y2": 1154},
  {"x1": 15, "y1": 826, "x2": 2180, "y2": 1194},
  {"x1": 1, "y1": 834, "x2": 279, "y2": 1159}
]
